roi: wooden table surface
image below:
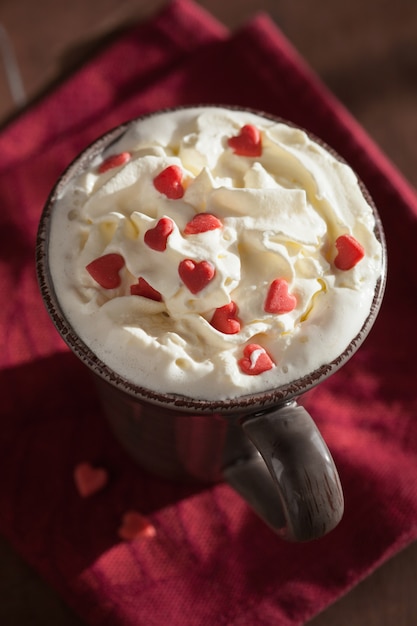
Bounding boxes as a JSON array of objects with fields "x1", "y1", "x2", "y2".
[{"x1": 1, "y1": 1, "x2": 417, "y2": 624}]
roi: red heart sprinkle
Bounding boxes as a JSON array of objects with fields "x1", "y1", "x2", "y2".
[
  {"x1": 118, "y1": 511, "x2": 156, "y2": 541},
  {"x1": 264, "y1": 278, "x2": 297, "y2": 314},
  {"x1": 334, "y1": 234, "x2": 365, "y2": 270},
  {"x1": 144, "y1": 217, "x2": 174, "y2": 251},
  {"x1": 130, "y1": 277, "x2": 162, "y2": 301},
  {"x1": 227, "y1": 124, "x2": 262, "y2": 157},
  {"x1": 238, "y1": 344, "x2": 275, "y2": 376},
  {"x1": 98, "y1": 152, "x2": 131, "y2": 174},
  {"x1": 74, "y1": 462, "x2": 108, "y2": 498},
  {"x1": 184, "y1": 213, "x2": 223, "y2": 235},
  {"x1": 153, "y1": 165, "x2": 184, "y2": 199},
  {"x1": 178, "y1": 259, "x2": 216, "y2": 294},
  {"x1": 210, "y1": 302, "x2": 241, "y2": 334},
  {"x1": 86, "y1": 253, "x2": 125, "y2": 289}
]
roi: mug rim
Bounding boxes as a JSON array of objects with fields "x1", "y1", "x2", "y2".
[{"x1": 35, "y1": 104, "x2": 387, "y2": 415}]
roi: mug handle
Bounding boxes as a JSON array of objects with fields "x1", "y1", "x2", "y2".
[{"x1": 223, "y1": 402, "x2": 344, "y2": 541}]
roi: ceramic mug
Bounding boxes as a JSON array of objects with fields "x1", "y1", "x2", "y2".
[{"x1": 36, "y1": 110, "x2": 387, "y2": 542}]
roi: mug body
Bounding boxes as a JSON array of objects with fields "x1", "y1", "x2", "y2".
[
  {"x1": 93, "y1": 374, "x2": 255, "y2": 483},
  {"x1": 36, "y1": 106, "x2": 386, "y2": 539}
]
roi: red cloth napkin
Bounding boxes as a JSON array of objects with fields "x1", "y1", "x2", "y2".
[{"x1": 1, "y1": 1, "x2": 417, "y2": 624}]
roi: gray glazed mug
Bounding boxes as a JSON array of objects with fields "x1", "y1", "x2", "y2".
[{"x1": 36, "y1": 111, "x2": 387, "y2": 542}]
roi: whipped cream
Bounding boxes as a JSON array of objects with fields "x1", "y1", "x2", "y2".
[{"x1": 48, "y1": 107, "x2": 383, "y2": 400}]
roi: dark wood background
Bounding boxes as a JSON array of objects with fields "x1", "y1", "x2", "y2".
[{"x1": 1, "y1": 1, "x2": 417, "y2": 624}]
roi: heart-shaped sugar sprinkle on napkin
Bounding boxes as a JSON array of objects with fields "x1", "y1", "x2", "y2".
[
  {"x1": 118, "y1": 511, "x2": 157, "y2": 541},
  {"x1": 73, "y1": 462, "x2": 108, "y2": 498}
]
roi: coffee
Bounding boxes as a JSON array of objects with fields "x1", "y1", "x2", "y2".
[{"x1": 46, "y1": 106, "x2": 383, "y2": 401}]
